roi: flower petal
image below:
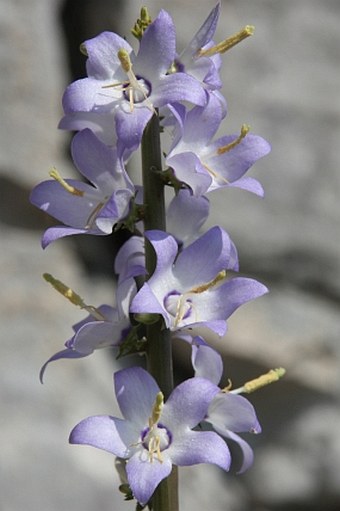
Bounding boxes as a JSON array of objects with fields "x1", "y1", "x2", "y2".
[
  {"x1": 207, "y1": 392, "x2": 261, "y2": 433},
  {"x1": 162, "y1": 377, "x2": 219, "y2": 430},
  {"x1": 69, "y1": 415, "x2": 135, "y2": 458},
  {"x1": 114, "y1": 367, "x2": 160, "y2": 426},
  {"x1": 169, "y1": 430, "x2": 230, "y2": 471},
  {"x1": 126, "y1": 450, "x2": 172, "y2": 505}
]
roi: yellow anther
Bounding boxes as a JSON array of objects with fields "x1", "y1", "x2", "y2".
[
  {"x1": 243, "y1": 368, "x2": 286, "y2": 394},
  {"x1": 189, "y1": 270, "x2": 227, "y2": 294},
  {"x1": 149, "y1": 392, "x2": 164, "y2": 427},
  {"x1": 118, "y1": 48, "x2": 133, "y2": 73},
  {"x1": 43, "y1": 273, "x2": 106, "y2": 321},
  {"x1": 131, "y1": 7, "x2": 152, "y2": 39},
  {"x1": 49, "y1": 168, "x2": 84, "y2": 197},
  {"x1": 198, "y1": 25, "x2": 255, "y2": 57},
  {"x1": 217, "y1": 124, "x2": 250, "y2": 155}
]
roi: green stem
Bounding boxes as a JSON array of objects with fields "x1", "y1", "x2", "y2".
[{"x1": 141, "y1": 113, "x2": 179, "y2": 511}]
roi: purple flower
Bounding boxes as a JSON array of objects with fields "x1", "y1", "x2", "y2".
[
  {"x1": 30, "y1": 129, "x2": 134, "y2": 248},
  {"x1": 39, "y1": 278, "x2": 135, "y2": 382},
  {"x1": 60, "y1": 11, "x2": 207, "y2": 149},
  {"x1": 69, "y1": 366, "x2": 229, "y2": 505},
  {"x1": 166, "y1": 93, "x2": 270, "y2": 196},
  {"x1": 130, "y1": 227, "x2": 268, "y2": 336}
]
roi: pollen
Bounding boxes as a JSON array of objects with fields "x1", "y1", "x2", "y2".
[{"x1": 198, "y1": 25, "x2": 255, "y2": 58}]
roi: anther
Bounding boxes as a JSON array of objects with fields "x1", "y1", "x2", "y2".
[
  {"x1": 149, "y1": 392, "x2": 164, "y2": 427},
  {"x1": 217, "y1": 124, "x2": 250, "y2": 155},
  {"x1": 231, "y1": 368, "x2": 286, "y2": 395},
  {"x1": 49, "y1": 168, "x2": 84, "y2": 197},
  {"x1": 198, "y1": 25, "x2": 255, "y2": 57}
]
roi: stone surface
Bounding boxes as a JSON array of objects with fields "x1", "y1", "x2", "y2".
[{"x1": 1, "y1": 1, "x2": 340, "y2": 510}]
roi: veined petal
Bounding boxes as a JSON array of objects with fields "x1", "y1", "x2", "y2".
[
  {"x1": 59, "y1": 112, "x2": 117, "y2": 146},
  {"x1": 41, "y1": 226, "x2": 102, "y2": 248},
  {"x1": 114, "y1": 367, "x2": 159, "y2": 426},
  {"x1": 151, "y1": 73, "x2": 207, "y2": 107},
  {"x1": 84, "y1": 31, "x2": 132, "y2": 79},
  {"x1": 129, "y1": 282, "x2": 168, "y2": 321},
  {"x1": 126, "y1": 450, "x2": 172, "y2": 506},
  {"x1": 169, "y1": 430, "x2": 230, "y2": 471},
  {"x1": 115, "y1": 106, "x2": 153, "y2": 151},
  {"x1": 166, "y1": 151, "x2": 212, "y2": 197},
  {"x1": 228, "y1": 176, "x2": 264, "y2": 197},
  {"x1": 174, "y1": 226, "x2": 233, "y2": 287},
  {"x1": 162, "y1": 377, "x2": 219, "y2": 430},
  {"x1": 181, "y1": 3, "x2": 220, "y2": 57},
  {"x1": 62, "y1": 78, "x2": 114, "y2": 113},
  {"x1": 212, "y1": 427, "x2": 255, "y2": 474},
  {"x1": 191, "y1": 340, "x2": 223, "y2": 384},
  {"x1": 166, "y1": 190, "x2": 209, "y2": 247},
  {"x1": 145, "y1": 230, "x2": 178, "y2": 273},
  {"x1": 69, "y1": 415, "x2": 136, "y2": 458},
  {"x1": 135, "y1": 10, "x2": 176, "y2": 78},
  {"x1": 207, "y1": 392, "x2": 261, "y2": 433}
]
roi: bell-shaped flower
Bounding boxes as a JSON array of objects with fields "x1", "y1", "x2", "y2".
[
  {"x1": 69, "y1": 366, "x2": 230, "y2": 506},
  {"x1": 60, "y1": 10, "x2": 207, "y2": 149},
  {"x1": 30, "y1": 129, "x2": 135, "y2": 248},
  {"x1": 39, "y1": 278, "x2": 136, "y2": 382},
  {"x1": 166, "y1": 93, "x2": 270, "y2": 196},
  {"x1": 130, "y1": 227, "x2": 268, "y2": 337}
]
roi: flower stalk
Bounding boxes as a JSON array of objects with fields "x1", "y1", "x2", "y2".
[{"x1": 141, "y1": 112, "x2": 179, "y2": 511}]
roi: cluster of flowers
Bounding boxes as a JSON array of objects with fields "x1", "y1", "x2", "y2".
[{"x1": 31, "y1": 4, "x2": 274, "y2": 507}]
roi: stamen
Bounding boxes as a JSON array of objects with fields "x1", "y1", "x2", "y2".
[
  {"x1": 49, "y1": 168, "x2": 84, "y2": 197},
  {"x1": 43, "y1": 273, "x2": 106, "y2": 321},
  {"x1": 202, "y1": 163, "x2": 230, "y2": 185},
  {"x1": 118, "y1": 48, "x2": 155, "y2": 113},
  {"x1": 198, "y1": 25, "x2": 255, "y2": 57},
  {"x1": 217, "y1": 124, "x2": 250, "y2": 155},
  {"x1": 230, "y1": 368, "x2": 286, "y2": 395},
  {"x1": 189, "y1": 270, "x2": 227, "y2": 294},
  {"x1": 149, "y1": 392, "x2": 164, "y2": 427}
]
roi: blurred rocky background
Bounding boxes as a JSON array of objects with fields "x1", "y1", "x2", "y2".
[{"x1": 1, "y1": 0, "x2": 340, "y2": 510}]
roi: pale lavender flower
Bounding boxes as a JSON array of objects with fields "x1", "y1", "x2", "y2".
[
  {"x1": 130, "y1": 227, "x2": 268, "y2": 336},
  {"x1": 30, "y1": 129, "x2": 134, "y2": 248},
  {"x1": 69, "y1": 366, "x2": 230, "y2": 505},
  {"x1": 166, "y1": 93, "x2": 270, "y2": 196},
  {"x1": 39, "y1": 278, "x2": 136, "y2": 382},
  {"x1": 60, "y1": 10, "x2": 207, "y2": 149}
]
